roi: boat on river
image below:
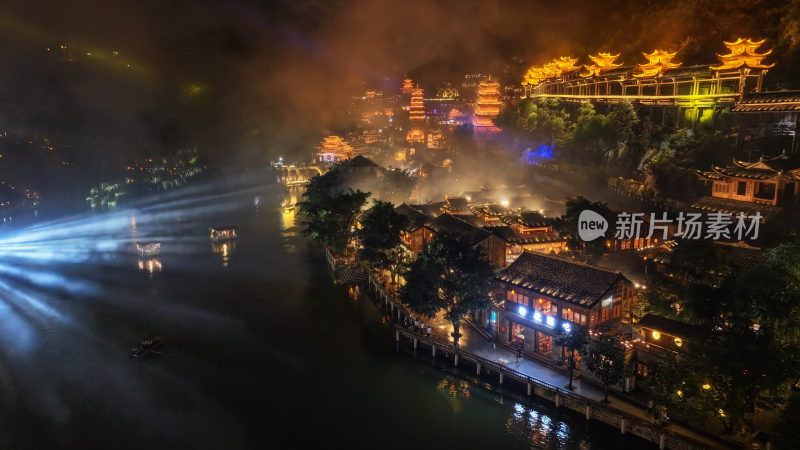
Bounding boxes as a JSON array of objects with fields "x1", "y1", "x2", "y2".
[
  {"x1": 128, "y1": 335, "x2": 164, "y2": 358},
  {"x1": 209, "y1": 226, "x2": 237, "y2": 242}
]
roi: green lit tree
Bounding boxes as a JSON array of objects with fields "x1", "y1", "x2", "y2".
[{"x1": 400, "y1": 234, "x2": 494, "y2": 348}]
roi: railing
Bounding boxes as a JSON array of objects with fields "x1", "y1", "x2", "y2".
[
  {"x1": 393, "y1": 325, "x2": 724, "y2": 450},
  {"x1": 330, "y1": 251, "x2": 729, "y2": 449}
]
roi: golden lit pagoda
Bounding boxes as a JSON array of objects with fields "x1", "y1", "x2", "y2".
[
  {"x1": 401, "y1": 78, "x2": 414, "y2": 95},
  {"x1": 553, "y1": 56, "x2": 580, "y2": 74},
  {"x1": 633, "y1": 50, "x2": 682, "y2": 78},
  {"x1": 522, "y1": 67, "x2": 545, "y2": 86},
  {"x1": 710, "y1": 38, "x2": 775, "y2": 71},
  {"x1": 317, "y1": 135, "x2": 354, "y2": 163},
  {"x1": 580, "y1": 52, "x2": 622, "y2": 77},
  {"x1": 474, "y1": 75, "x2": 502, "y2": 130},
  {"x1": 408, "y1": 87, "x2": 425, "y2": 123}
]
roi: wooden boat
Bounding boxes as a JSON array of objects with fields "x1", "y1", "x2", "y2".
[
  {"x1": 129, "y1": 335, "x2": 164, "y2": 358},
  {"x1": 209, "y1": 227, "x2": 237, "y2": 242}
]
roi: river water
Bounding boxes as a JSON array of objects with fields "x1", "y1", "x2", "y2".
[{"x1": 0, "y1": 182, "x2": 651, "y2": 449}]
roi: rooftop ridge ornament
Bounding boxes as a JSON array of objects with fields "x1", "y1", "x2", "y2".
[
  {"x1": 580, "y1": 52, "x2": 622, "y2": 78},
  {"x1": 521, "y1": 56, "x2": 579, "y2": 86},
  {"x1": 710, "y1": 37, "x2": 775, "y2": 71},
  {"x1": 633, "y1": 49, "x2": 681, "y2": 78}
]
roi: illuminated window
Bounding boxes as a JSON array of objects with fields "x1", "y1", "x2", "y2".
[
  {"x1": 674, "y1": 337, "x2": 683, "y2": 347},
  {"x1": 651, "y1": 331, "x2": 661, "y2": 340}
]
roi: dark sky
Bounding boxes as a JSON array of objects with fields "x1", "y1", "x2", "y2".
[{"x1": 0, "y1": 0, "x2": 797, "y2": 166}]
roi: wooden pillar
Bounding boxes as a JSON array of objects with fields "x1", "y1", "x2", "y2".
[
  {"x1": 413, "y1": 337, "x2": 417, "y2": 349},
  {"x1": 432, "y1": 345, "x2": 436, "y2": 358},
  {"x1": 527, "y1": 382, "x2": 532, "y2": 396},
  {"x1": 476, "y1": 362, "x2": 481, "y2": 375},
  {"x1": 454, "y1": 353, "x2": 459, "y2": 367},
  {"x1": 499, "y1": 372, "x2": 504, "y2": 385},
  {"x1": 585, "y1": 404, "x2": 591, "y2": 420},
  {"x1": 659, "y1": 434, "x2": 666, "y2": 450},
  {"x1": 620, "y1": 418, "x2": 626, "y2": 434},
  {"x1": 555, "y1": 393, "x2": 560, "y2": 407},
  {"x1": 395, "y1": 329, "x2": 400, "y2": 342}
]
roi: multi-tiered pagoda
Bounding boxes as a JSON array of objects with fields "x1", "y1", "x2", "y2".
[
  {"x1": 401, "y1": 78, "x2": 414, "y2": 95},
  {"x1": 580, "y1": 52, "x2": 622, "y2": 78},
  {"x1": 406, "y1": 87, "x2": 426, "y2": 144},
  {"x1": 633, "y1": 50, "x2": 682, "y2": 78},
  {"x1": 473, "y1": 75, "x2": 502, "y2": 133}
]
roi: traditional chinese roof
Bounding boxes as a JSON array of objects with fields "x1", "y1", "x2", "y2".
[
  {"x1": 633, "y1": 50, "x2": 682, "y2": 78},
  {"x1": 713, "y1": 241, "x2": 764, "y2": 268},
  {"x1": 637, "y1": 314, "x2": 705, "y2": 341},
  {"x1": 444, "y1": 196, "x2": 470, "y2": 212},
  {"x1": 485, "y1": 226, "x2": 563, "y2": 245},
  {"x1": 428, "y1": 213, "x2": 492, "y2": 247},
  {"x1": 710, "y1": 38, "x2": 774, "y2": 71},
  {"x1": 697, "y1": 158, "x2": 800, "y2": 182},
  {"x1": 497, "y1": 251, "x2": 630, "y2": 308},
  {"x1": 731, "y1": 91, "x2": 800, "y2": 112},
  {"x1": 581, "y1": 52, "x2": 622, "y2": 78},
  {"x1": 691, "y1": 195, "x2": 783, "y2": 222},
  {"x1": 517, "y1": 211, "x2": 550, "y2": 228},
  {"x1": 395, "y1": 203, "x2": 431, "y2": 231},
  {"x1": 409, "y1": 201, "x2": 446, "y2": 217}
]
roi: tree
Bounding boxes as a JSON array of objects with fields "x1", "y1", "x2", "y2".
[
  {"x1": 298, "y1": 186, "x2": 369, "y2": 254},
  {"x1": 582, "y1": 335, "x2": 626, "y2": 403},
  {"x1": 357, "y1": 200, "x2": 409, "y2": 282},
  {"x1": 553, "y1": 324, "x2": 588, "y2": 390},
  {"x1": 400, "y1": 234, "x2": 495, "y2": 348},
  {"x1": 555, "y1": 196, "x2": 616, "y2": 263}
]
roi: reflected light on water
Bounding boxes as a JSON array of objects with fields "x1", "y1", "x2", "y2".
[{"x1": 212, "y1": 241, "x2": 236, "y2": 267}]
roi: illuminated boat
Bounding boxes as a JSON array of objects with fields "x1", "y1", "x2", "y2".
[
  {"x1": 135, "y1": 242, "x2": 161, "y2": 257},
  {"x1": 209, "y1": 226, "x2": 237, "y2": 242},
  {"x1": 128, "y1": 335, "x2": 163, "y2": 358},
  {"x1": 281, "y1": 200, "x2": 296, "y2": 211}
]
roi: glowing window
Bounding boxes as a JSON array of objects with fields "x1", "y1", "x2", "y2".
[
  {"x1": 674, "y1": 337, "x2": 683, "y2": 347},
  {"x1": 651, "y1": 331, "x2": 661, "y2": 340}
]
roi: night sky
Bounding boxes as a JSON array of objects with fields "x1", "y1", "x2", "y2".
[{"x1": 0, "y1": 0, "x2": 797, "y2": 166}]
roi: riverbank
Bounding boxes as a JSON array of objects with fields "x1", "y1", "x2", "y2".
[{"x1": 325, "y1": 248, "x2": 739, "y2": 450}]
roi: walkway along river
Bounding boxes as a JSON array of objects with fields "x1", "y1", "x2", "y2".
[{"x1": 324, "y1": 247, "x2": 735, "y2": 450}]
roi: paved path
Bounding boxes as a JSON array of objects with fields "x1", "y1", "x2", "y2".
[{"x1": 381, "y1": 278, "x2": 732, "y2": 449}]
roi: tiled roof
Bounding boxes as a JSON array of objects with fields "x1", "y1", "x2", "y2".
[
  {"x1": 409, "y1": 202, "x2": 445, "y2": 217},
  {"x1": 732, "y1": 91, "x2": 800, "y2": 112},
  {"x1": 497, "y1": 251, "x2": 629, "y2": 308},
  {"x1": 395, "y1": 203, "x2": 431, "y2": 231},
  {"x1": 428, "y1": 213, "x2": 491, "y2": 246},
  {"x1": 485, "y1": 226, "x2": 562, "y2": 244},
  {"x1": 637, "y1": 314, "x2": 705, "y2": 341},
  {"x1": 517, "y1": 211, "x2": 549, "y2": 228},
  {"x1": 445, "y1": 197, "x2": 470, "y2": 211},
  {"x1": 691, "y1": 195, "x2": 783, "y2": 222}
]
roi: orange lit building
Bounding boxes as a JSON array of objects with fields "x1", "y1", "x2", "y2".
[
  {"x1": 473, "y1": 75, "x2": 502, "y2": 133},
  {"x1": 521, "y1": 39, "x2": 775, "y2": 127},
  {"x1": 401, "y1": 78, "x2": 414, "y2": 95},
  {"x1": 406, "y1": 87, "x2": 426, "y2": 144},
  {"x1": 316, "y1": 135, "x2": 354, "y2": 163}
]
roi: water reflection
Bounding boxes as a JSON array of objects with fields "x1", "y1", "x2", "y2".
[
  {"x1": 504, "y1": 401, "x2": 588, "y2": 449},
  {"x1": 137, "y1": 258, "x2": 162, "y2": 277},
  {"x1": 211, "y1": 241, "x2": 236, "y2": 267}
]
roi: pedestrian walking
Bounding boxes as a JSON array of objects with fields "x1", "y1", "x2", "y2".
[
  {"x1": 516, "y1": 344, "x2": 523, "y2": 363},
  {"x1": 426, "y1": 326, "x2": 431, "y2": 337},
  {"x1": 414, "y1": 319, "x2": 419, "y2": 332}
]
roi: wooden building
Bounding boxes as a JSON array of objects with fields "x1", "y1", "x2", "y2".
[{"x1": 494, "y1": 251, "x2": 637, "y2": 364}]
